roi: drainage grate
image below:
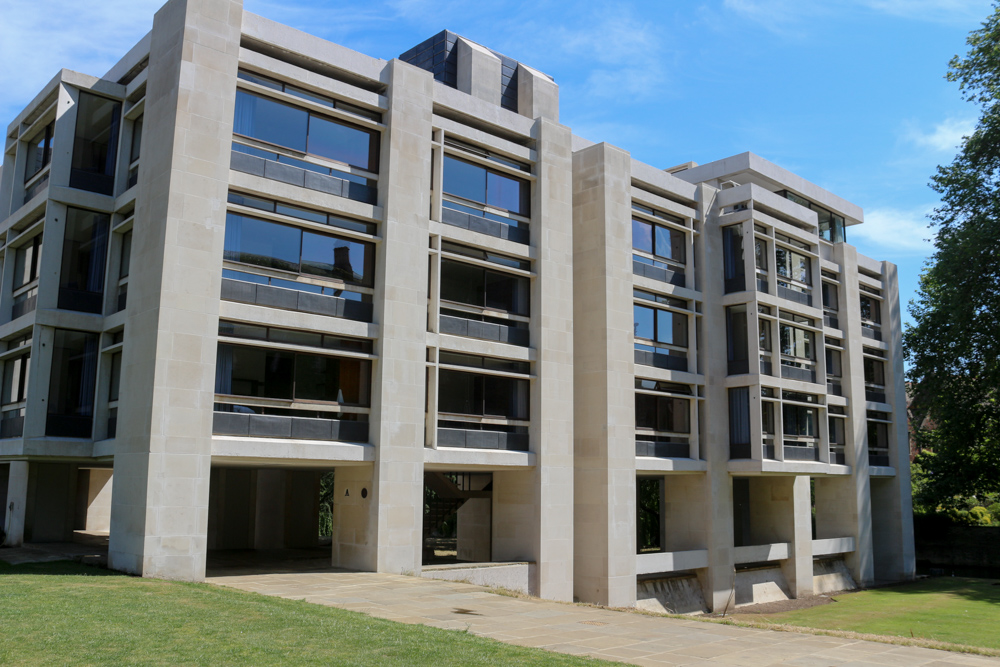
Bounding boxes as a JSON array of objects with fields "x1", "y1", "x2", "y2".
[{"x1": 579, "y1": 620, "x2": 609, "y2": 626}]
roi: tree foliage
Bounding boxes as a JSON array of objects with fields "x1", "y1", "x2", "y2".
[{"x1": 905, "y1": 4, "x2": 1000, "y2": 504}]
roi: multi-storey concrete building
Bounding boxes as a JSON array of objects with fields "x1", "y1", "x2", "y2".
[{"x1": 0, "y1": 0, "x2": 914, "y2": 612}]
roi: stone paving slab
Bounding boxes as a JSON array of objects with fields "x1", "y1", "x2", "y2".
[{"x1": 204, "y1": 570, "x2": 1000, "y2": 666}]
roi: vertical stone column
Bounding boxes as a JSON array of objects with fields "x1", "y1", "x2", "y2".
[
  {"x1": 3, "y1": 461, "x2": 29, "y2": 545},
  {"x1": 831, "y1": 243, "x2": 875, "y2": 586},
  {"x1": 788, "y1": 476, "x2": 814, "y2": 597},
  {"x1": 699, "y1": 186, "x2": 739, "y2": 613},
  {"x1": 493, "y1": 119, "x2": 574, "y2": 601},
  {"x1": 108, "y1": 0, "x2": 243, "y2": 580},
  {"x1": 368, "y1": 59, "x2": 434, "y2": 575},
  {"x1": 570, "y1": 142, "x2": 635, "y2": 606},
  {"x1": 455, "y1": 38, "x2": 501, "y2": 107},
  {"x1": 517, "y1": 65, "x2": 559, "y2": 123},
  {"x1": 877, "y1": 261, "x2": 916, "y2": 580}
]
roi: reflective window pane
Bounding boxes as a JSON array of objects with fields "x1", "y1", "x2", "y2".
[
  {"x1": 486, "y1": 170, "x2": 529, "y2": 215},
  {"x1": 632, "y1": 219, "x2": 653, "y2": 254},
  {"x1": 70, "y1": 93, "x2": 121, "y2": 196},
  {"x1": 233, "y1": 91, "x2": 308, "y2": 152},
  {"x1": 484, "y1": 271, "x2": 529, "y2": 315},
  {"x1": 223, "y1": 213, "x2": 301, "y2": 273},
  {"x1": 301, "y1": 232, "x2": 371, "y2": 286},
  {"x1": 438, "y1": 369, "x2": 480, "y2": 415},
  {"x1": 46, "y1": 330, "x2": 99, "y2": 437},
  {"x1": 443, "y1": 156, "x2": 487, "y2": 204},
  {"x1": 307, "y1": 114, "x2": 377, "y2": 171},
  {"x1": 441, "y1": 260, "x2": 485, "y2": 307},
  {"x1": 634, "y1": 305, "x2": 655, "y2": 340},
  {"x1": 654, "y1": 225, "x2": 685, "y2": 263},
  {"x1": 60, "y1": 208, "x2": 110, "y2": 313}
]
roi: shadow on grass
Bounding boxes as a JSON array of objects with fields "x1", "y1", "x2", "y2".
[
  {"x1": 858, "y1": 576, "x2": 1000, "y2": 605},
  {"x1": 0, "y1": 560, "x2": 121, "y2": 577}
]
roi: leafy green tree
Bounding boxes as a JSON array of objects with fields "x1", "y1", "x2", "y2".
[{"x1": 905, "y1": 5, "x2": 1000, "y2": 504}]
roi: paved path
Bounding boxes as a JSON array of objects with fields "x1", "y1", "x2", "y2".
[{"x1": 206, "y1": 569, "x2": 1000, "y2": 667}]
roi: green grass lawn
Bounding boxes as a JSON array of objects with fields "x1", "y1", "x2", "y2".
[
  {"x1": 0, "y1": 560, "x2": 608, "y2": 666},
  {"x1": 739, "y1": 576, "x2": 1000, "y2": 650}
]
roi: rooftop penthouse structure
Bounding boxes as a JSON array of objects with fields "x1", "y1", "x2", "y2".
[{"x1": 0, "y1": 0, "x2": 914, "y2": 612}]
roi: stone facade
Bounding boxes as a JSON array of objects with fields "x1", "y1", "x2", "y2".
[{"x1": 0, "y1": 0, "x2": 914, "y2": 609}]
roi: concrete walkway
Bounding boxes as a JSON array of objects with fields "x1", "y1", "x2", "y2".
[{"x1": 205, "y1": 570, "x2": 1000, "y2": 667}]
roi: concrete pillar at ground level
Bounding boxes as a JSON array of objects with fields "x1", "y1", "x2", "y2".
[
  {"x1": 457, "y1": 474, "x2": 491, "y2": 562},
  {"x1": 3, "y1": 461, "x2": 28, "y2": 546},
  {"x1": 331, "y1": 464, "x2": 376, "y2": 570},
  {"x1": 107, "y1": 0, "x2": 242, "y2": 581},
  {"x1": 26, "y1": 462, "x2": 78, "y2": 543}
]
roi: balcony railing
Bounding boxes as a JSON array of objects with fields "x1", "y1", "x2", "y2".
[
  {"x1": 827, "y1": 381, "x2": 842, "y2": 397},
  {"x1": 869, "y1": 452, "x2": 891, "y2": 467},
  {"x1": 213, "y1": 411, "x2": 369, "y2": 443},
  {"x1": 865, "y1": 388, "x2": 887, "y2": 403},
  {"x1": 632, "y1": 257, "x2": 685, "y2": 288},
  {"x1": 728, "y1": 359, "x2": 750, "y2": 376},
  {"x1": 635, "y1": 438, "x2": 690, "y2": 459},
  {"x1": 783, "y1": 443, "x2": 818, "y2": 461},
  {"x1": 759, "y1": 359, "x2": 773, "y2": 376},
  {"x1": 11, "y1": 292, "x2": 37, "y2": 320},
  {"x1": 729, "y1": 442, "x2": 751, "y2": 459},
  {"x1": 230, "y1": 147, "x2": 377, "y2": 205},
  {"x1": 0, "y1": 413, "x2": 24, "y2": 439},
  {"x1": 777, "y1": 284, "x2": 812, "y2": 307},
  {"x1": 437, "y1": 427, "x2": 528, "y2": 452},
  {"x1": 441, "y1": 205, "x2": 529, "y2": 245},
  {"x1": 830, "y1": 448, "x2": 846, "y2": 465},
  {"x1": 861, "y1": 326, "x2": 882, "y2": 341},
  {"x1": 635, "y1": 348, "x2": 688, "y2": 372},
  {"x1": 824, "y1": 313, "x2": 839, "y2": 329},
  {"x1": 439, "y1": 314, "x2": 528, "y2": 347},
  {"x1": 780, "y1": 363, "x2": 816, "y2": 383},
  {"x1": 221, "y1": 277, "x2": 373, "y2": 323}
]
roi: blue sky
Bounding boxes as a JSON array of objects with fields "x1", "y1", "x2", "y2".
[{"x1": 1, "y1": 0, "x2": 991, "y2": 327}]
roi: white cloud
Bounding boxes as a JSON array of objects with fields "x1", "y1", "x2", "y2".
[
  {"x1": 851, "y1": 206, "x2": 937, "y2": 255},
  {"x1": 553, "y1": 9, "x2": 669, "y2": 99},
  {"x1": 723, "y1": 0, "x2": 992, "y2": 29},
  {"x1": 0, "y1": 0, "x2": 161, "y2": 120},
  {"x1": 859, "y1": 0, "x2": 992, "y2": 22},
  {"x1": 907, "y1": 117, "x2": 976, "y2": 152}
]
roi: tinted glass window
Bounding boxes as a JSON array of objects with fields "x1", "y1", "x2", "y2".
[
  {"x1": 109, "y1": 352, "x2": 122, "y2": 402},
  {"x1": 13, "y1": 235, "x2": 42, "y2": 290},
  {"x1": 484, "y1": 271, "x2": 529, "y2": 315},
  {"x1": 2, "y1": 354, "x2": 29, "y2": 406},
  {"x1": 657, "y1": 309, "x2": 687, "y2": 347},
  {"x1": 654, "y1": 225, "x2": 685, "y2": 263},
  {"x1": 487, "y1": 170, "x2": 529, "y2": 215},
  {"x1": 47, "y1": 330, "x2": 99, "y2": 436},
  {"x1": 779, "y1": 324, "x2": 814, "y2": 359},
  {"x1": 632, "y1": 219, "x2": 653, "y2": 254},
  {"x1": 224, "y1": 213, "x2": 301, "y2": 273},
  {"x1": 119, "y1": 231, "x2": 132, "y2": 279},
  {"x1": 217, "y1": 343, "x2": 370, "y2": 405},
  {"x1": 25, "y1": 122, "x2": 53, "y2": 181},
  {"x1": 70, "y1": 92, "x2": 121, "y2": 196},
  {"x1": 443, "y1": 156, "x2": 487, "y2": 204},
  {"x1": 220, "y1": 345, "x2": 294, "y2": 399},
  {"x1": 634, "y1": 305, "x2": 655, "y2": 340},
  {"x1": 636, "y1": 394, "x2": 689, "y2": 433},
  {"x1": 308, "y1": 114, "x2": 376, "y2": 171},
  {"x1": 60, "y1": 208, "x2": 110, "y2": 313},
  {"x1": 438, "y1": 369, "x2": 481, "y2": 415},
  {"x1": 864, "y1": 358, "x2": 885, "y2": 385},
  {"x1": 234, "y1": 91, "x2": 308, "y2": 152},
  {"x1": 301, "y1": 232, "x2": 372, "y2": 286},
  {"x1": 783, "y1": 405, "x2": 817, "y2": 437},
  {"x1": 130, "y1": 116, "x2": 143, "y2": 163},
  {"x1": 441, "y1": 260, "x2": 485, "y2": 306}
]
